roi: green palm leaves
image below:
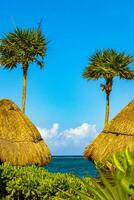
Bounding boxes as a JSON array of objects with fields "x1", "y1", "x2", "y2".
[
  {"x1": 75, "y1": 150, "x2": 134, "y2": 200},
  {"x1": 0, "y1": 28, "x2": 46, "y2": 68},
  {"x1": 83, "y1": 49, "x2": 134, "y2": 127},
  {"x1": 0, "y1": 27, "x2": 47, "y2": 113},
  {"x1": 83, "y1": 50, "x2": 134, "y2": 80},
  {"x1": 60, "y1": 150, "x2": 134, "y2": 200}
]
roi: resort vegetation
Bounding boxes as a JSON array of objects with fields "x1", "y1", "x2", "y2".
[
  {"x1": 0, "y1": 27, "x2": 47, "y2": 113},
  {"x1": 74, "y1": 150, "x2": 134, "y2": 200},
  {"x1": 0, "y1": 163, "x2": 92, "y2": 199},
  {"x1": 1, "y1": 25, "x2": 134, "y2": 200},
  {"x1": 0, "y1": 150, "x2": 134, "y2": 199},
  {"x1": 83, "y1": 49, "x2": 134, "y2": 127}
]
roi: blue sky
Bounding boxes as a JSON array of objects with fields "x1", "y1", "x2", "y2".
[{"x1": 0, "y1": 0, "x2": 134, "y2": 155}]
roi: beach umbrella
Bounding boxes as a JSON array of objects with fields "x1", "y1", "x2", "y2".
[
  {"x1": 0, "y1": 99, "x2": 51, "y2": 166},
  {"x1": 84, "y1": 99, "x2": 134, "y2": 161}
]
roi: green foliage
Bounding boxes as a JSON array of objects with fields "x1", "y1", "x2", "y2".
[
  {"x1": 83, "y1": 49, "x2": 134, "y2": 81},
  {"x1": 68, "y1": 150, "x2": 134, "y2": 200},
  {"x1": 108, "y1": 149, "x2": 134, "y2": 196},
  {"x1": 82, "y1": 49, "x2": 134, "y2": 126},
  {"x1": 0, "y1": 163, "x2": 93, "y2": 200},
  {"x1": 0, "y1": 27, "x2": 47, "y2": 69},
  {"x1": 1, "y1": 150, "x2": 134, "y2": 200},
  {"x1": 0, "y1": 27, "x2": 48, "y2": 112}
]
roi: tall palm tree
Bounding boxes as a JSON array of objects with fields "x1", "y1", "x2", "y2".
[
  {"x1": 0, "y1": 27, "x2": 47, "y2": 113},
  {"x1": 83, "y1": 49, "x2": 134, "y2": 128}
]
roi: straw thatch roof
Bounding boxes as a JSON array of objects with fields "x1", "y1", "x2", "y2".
[
  {"x1": 84, "y1": 99, "x2": 134, "y2": 161},
  {"x1": 0, "y1": 99, "x2": 51, "y2": 166}
]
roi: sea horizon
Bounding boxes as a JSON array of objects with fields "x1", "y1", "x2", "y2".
[
  {"x1": 45, "y1": 155, "x2": 97, "y2": 177},
  {"x1": 52, "y1": 155, "x2": 84, "y2": 157}
]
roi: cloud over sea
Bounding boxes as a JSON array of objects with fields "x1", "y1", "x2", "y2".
[{"x1": 38, "y1": 123, "x2": 98, "y2": 155}]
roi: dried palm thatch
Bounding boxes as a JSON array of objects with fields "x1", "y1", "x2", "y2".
[
  {"x1": 0, "y1": 99, "x2": 51, "y2": 166},
  {"x1": 84, "y1": 99, "x2": 134, "y2": 161}
]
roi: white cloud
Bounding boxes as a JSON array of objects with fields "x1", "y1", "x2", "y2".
[
  {"x1": 38, "y1": 123, "x2": 59, "y2": 140},
  {"x1": 37, "y1": 123, "x2": 98, "y2": 155}
]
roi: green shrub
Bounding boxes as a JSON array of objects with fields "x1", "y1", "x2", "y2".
[
  {"x1": 0, "y1": 163, "x2": 93, "y2": 199},
  {"x1": 2, "y1": 150, "x2": 134, "y2": 200}
]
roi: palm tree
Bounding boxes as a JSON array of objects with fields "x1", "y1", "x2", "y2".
[
  {"x1": 83, "y1": 49, "x2": 134, "y2": 128},
  {"x1": 0, "y1": 27, "x2": 47, "y2": 113}
]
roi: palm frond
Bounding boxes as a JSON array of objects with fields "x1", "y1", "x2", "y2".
[
  {"x1": 83, "y1": 49, "x2": 134, "y2": 81},
  {"x1": 0, "y1": 27, "x2": 47, "y2": 69}
]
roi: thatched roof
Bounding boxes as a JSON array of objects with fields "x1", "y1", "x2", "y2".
[
  {"x1": 0, "y1": 99, "x2": 51, "y2": 166},
  {"x1": 84, "y1": 99, "x2": 134, "y2": 161}
]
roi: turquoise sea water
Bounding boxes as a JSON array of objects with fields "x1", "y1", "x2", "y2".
[{"x1": 45, "y1": 156, "x2": 98, "y2": 177}]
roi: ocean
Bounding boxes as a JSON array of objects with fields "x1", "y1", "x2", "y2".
[{"x1": 45, "y1": 156, "x2": 98, "y2": 177}]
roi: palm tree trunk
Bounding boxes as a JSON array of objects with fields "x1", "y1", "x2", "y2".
[
  {"x1": 104, "y1": 92, "x2": 110, "y2": 128},
  {"x1": 22, "y1": 66, "x2": 28, "y2": 113}
]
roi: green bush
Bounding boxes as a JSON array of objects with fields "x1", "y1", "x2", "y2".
[
  {"x1": 2, "y1": 150, "x2": 134, "y2": 200},
  {"x1": 0, "y1": 163, "x2": 93, "y2": 200}
]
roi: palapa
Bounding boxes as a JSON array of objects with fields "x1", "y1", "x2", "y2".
[
  {"x1": 0, "y1": 99, "x2": 51, "y2": 166},
  {"x1": 84, "y1": 99, "x2": 134, "y2": 161}
]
